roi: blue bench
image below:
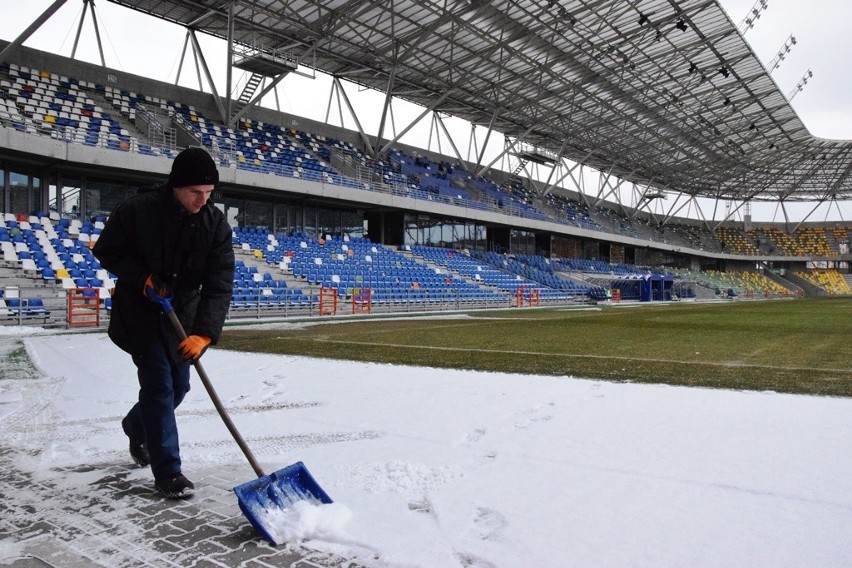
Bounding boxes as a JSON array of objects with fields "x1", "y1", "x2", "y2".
[{"x1": 5, "y1": 297, "x2": 51, "y2": 322}]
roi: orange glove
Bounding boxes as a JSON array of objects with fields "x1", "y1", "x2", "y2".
[
  {"x1": 143, "y1": 274, "x2": 170, "y2": 301},
  {"x1": 178, "y1": 335, "x2": 211, "y2": 361}
]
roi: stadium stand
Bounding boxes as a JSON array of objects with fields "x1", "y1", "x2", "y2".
[
  {"x1": 2, "y1": 57, "x2": 851, "y2": 259},
  {"x1": 233, "y1": 229, "x2": 511, "y2": 310},
  {"x1": 0, "y1": 206, "x2": 845, "y2": 329},
  {"x1": 796, "y1": 269, "x2": 852, "y2": 296},
  {"x1": 0, "y1": 47, "x2": 849, "y2": 328},
  {"x1": 703, "y1": 270, "x2": 795, "y2": 298}
]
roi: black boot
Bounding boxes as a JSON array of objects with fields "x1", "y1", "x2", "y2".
[
  {"x1": 155, "y1": 474, "x2": 195, "y2": 499},
  {"x1": 121, "y1": 416, "x2": 150, "y2": 467}
]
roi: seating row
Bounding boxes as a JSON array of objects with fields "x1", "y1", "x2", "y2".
[{"x1": 0, "y1": 297, "x2": 50, "y2": 321}]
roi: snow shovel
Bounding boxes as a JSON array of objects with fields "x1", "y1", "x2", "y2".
[{"x1": 156, "y1": 295, "x2": 333, "y2": 545}]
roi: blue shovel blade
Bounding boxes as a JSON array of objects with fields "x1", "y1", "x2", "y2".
[{"x1": 233, "y1": 461, "x2": 333, "y2": 545}]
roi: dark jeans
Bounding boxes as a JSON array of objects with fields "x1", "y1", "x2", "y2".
[{"x1": 126, "y1": 341, "x2": 191, "y2": 480}]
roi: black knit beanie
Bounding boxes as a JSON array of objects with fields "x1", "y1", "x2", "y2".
[{"x1": 168, "y1": 147, "x2": 219, "y2": 188}]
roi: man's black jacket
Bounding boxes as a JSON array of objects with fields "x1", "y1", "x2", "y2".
[{"x1": 92, "y1": 185, "x2": 235, "y2": 359}]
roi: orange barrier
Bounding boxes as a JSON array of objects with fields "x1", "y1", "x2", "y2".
[
  {"x1": 67, "y1": 288, "x2": 100, "y2": 327},
  {"x1": 318, "y1": 287, "x2": 338, "y2": 316},
  {"x1": 515, "y1": 285, "x2": 526, "y2": 308},
  {"x1": 528, "y1": 288, "x2": 540, "y2": 307},
  {"x1": 515, "y1": 286, "x2": 541, "y2": 307},
  {"x1": 352, "y1": 288, "x2": 372, "y2": 314}
]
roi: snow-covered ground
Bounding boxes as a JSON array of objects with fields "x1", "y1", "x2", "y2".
[{"x1": 2, "y1": 327, "x2": 852, "y2": 567}]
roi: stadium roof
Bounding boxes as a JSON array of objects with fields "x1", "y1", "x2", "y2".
[{"x1": 102, "y1": 1, "x2": 850, "y2": 202}]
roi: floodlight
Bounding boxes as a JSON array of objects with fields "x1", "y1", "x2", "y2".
[{"x1": 739, "y1": 0, "x2": 770, "y2": 34}]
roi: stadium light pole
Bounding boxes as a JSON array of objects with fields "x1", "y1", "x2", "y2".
[
  {"x1": 787, "y1": 69, "x2": 814, "y2": 101},
  {"x1": 767, "y1": 34, "x2": 797, "y2": 73},
  {"x1": 738, "y1": 0, "x2": 769, "y2": 35}
]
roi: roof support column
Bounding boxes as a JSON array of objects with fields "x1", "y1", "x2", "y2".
[
  {"x1": 569, "y1": 163, "x2": 594, "y2": 209},
  {"x1": 829, "y1": 198, "x2": 847, "y2": 222},
  {"x1": 780, "y1": 200, "x2": 791, "y2": 232},
  {"x1": 790, "y1": 200, "x2": 825, "y2": 233},
  {"x1": 474, "y1": 109, "x2": 499, "y2": 171},
  {"x1": 613, "y1": 180, "x2": 636, "y2": 219},
  {"x1": 332, "y1": 77, "x2": 376, "y2": 156},
  {"x1": 592, "y1": 166, "x2": 618, "y2": 207},
  {"x1": 711, "y1": 194, "x2": 762, "y2": 231},
  {"x1": 710, "y1": 195, "x2": 723, "y2": 230},
  {"x1": 379, "y1": 89, "x2": 454, "y2": 156},
  {"x1": 688, "y1": 197, "x2": 713, "y2": 232},
  {"x1": 628, "y1": 180, "x2": 658, "y2": 220},
  {"x1": 712, "y1": 202, "x2": 744, "y2": 231},
  {"x1": 225, "y1": 1, "x2": 235, "y2": 124},
  {"x1": 663, "y1": 192, "x2": 694, "y2": 223},
  {"x1": 540, "y1": 141, "x2": 568, "y2": 197},
  {"x1": 71, "y1": 0, "x2": 106, "y2": 66},
  {"x1": 230, "y1": 73, "x2": 289, "y2": 125},
  {"x1": 175, "y1": 33, "x2": 201, "y2": 91},
  {"x1": 475, "y1": 127, "x2": 535, "y2": 178},
  {"x1": 187, "y1": 30, "x2": 227, "y2": 125},
  {"x1": 324, "y1": 78, "x2": 344, "y2": 126},
  {"x1": 557, "y1": 161, "x2": 583, "y2": 194},
  {"x1": 605, "y1": 178, "x2": 632, "y2": 218},
  {"x1": 466, "y1": 123, "x2": 479, "y2": 165},
  {"x1": 433, "y1": 112, "x2": 465, "y2": 166},
  {"x1": 374, "y1": 40, "x2": 400, "y2": 158}
]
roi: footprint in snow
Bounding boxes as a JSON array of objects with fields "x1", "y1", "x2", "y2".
[
  {"x1": 467, "y1": 506, "x2": 506, "y2": 542},
  {"x1": 462, "y1": 428, "x2": 486, "y2": 444}
]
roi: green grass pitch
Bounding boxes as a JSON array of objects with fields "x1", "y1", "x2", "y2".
[{"x1": 219, "y1": 297, "x2": 852, "y2": 397}]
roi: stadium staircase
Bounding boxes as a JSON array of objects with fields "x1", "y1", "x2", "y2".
[
  {"x1": 396, "y1": 247, "x2": 487, "y2": 291},
  {"x1": 774, "y1": 269, "x2": 822, "y2": 297}
]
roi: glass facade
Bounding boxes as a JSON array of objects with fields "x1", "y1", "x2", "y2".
[
  {"x1": 510, "y1": 229, "x2": 536, "y2": 256},
  {"x1": 317, "y1": 207, "x2": 364, "y2": 240},
  {"x1": 85, "y1": 179, "x2": 135, "y2": 220},
  {"x1": 61, "y1": 177, "x2": 83, "y2": 219},
  {"x1": 219, "y1": 196, "x2": 243, "y2": 228},
  {"x1": 302, "y1": 205, "x2": 317, "y2": 237},
  {"x1": 9, "y1": 171, "x2": 30, "y2": 215},
  {"x1": 243, "y1": 197, "x2": 274, "y2": 229},
  {"x1": 403, "y1": 214, "x2": 486, "y2": 250}
]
